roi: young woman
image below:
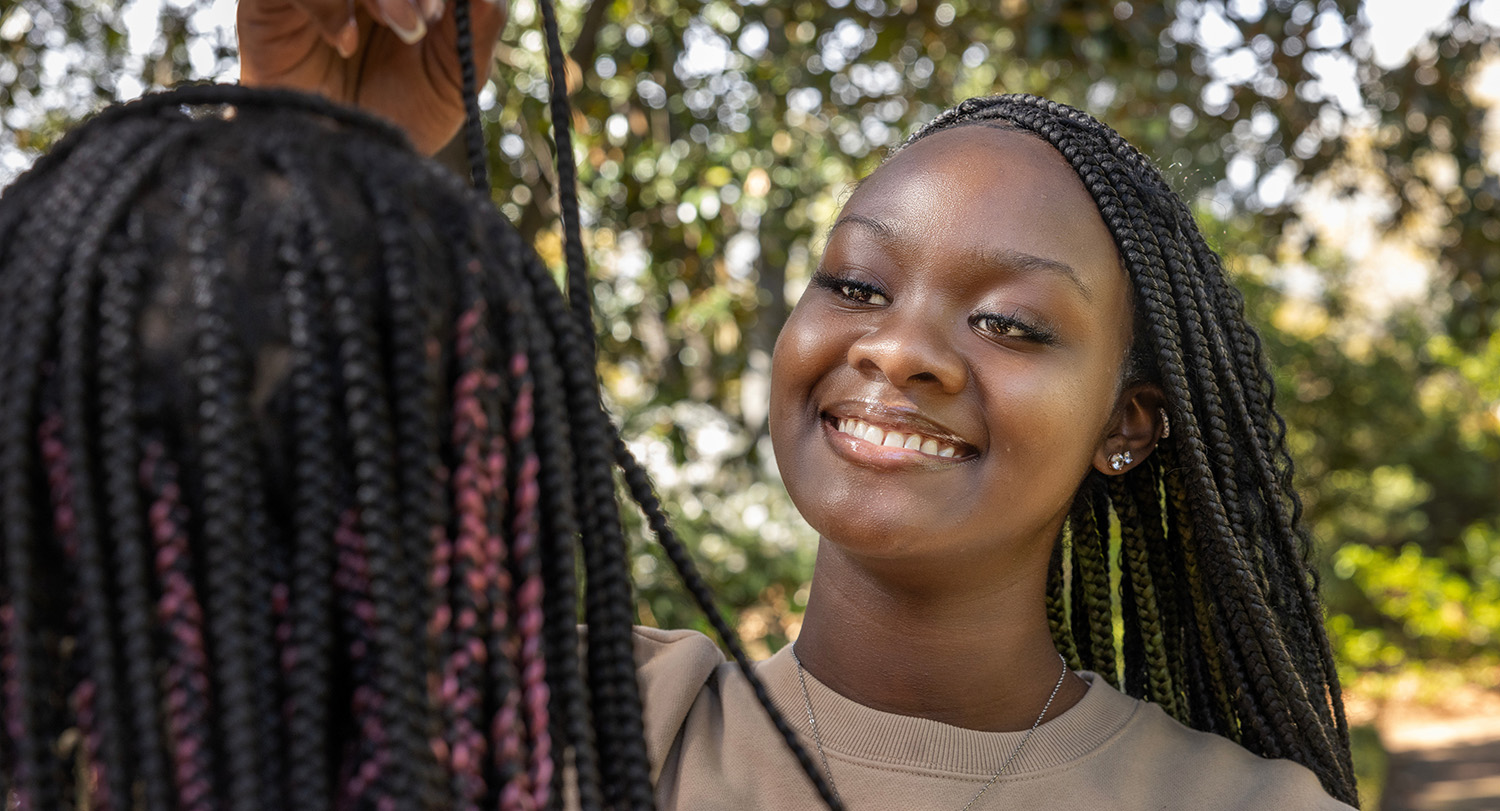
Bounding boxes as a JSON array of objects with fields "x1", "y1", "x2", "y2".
[{"x1": 628, "y1": 98, "x2": 1360, "y2": 809}]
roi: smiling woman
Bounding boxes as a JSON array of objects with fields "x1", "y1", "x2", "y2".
[{"x1": 630, "y1": 95, "x2": 1361, "y2": 811}]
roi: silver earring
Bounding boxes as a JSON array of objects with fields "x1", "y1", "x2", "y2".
[
  {"x1": 1109, "y1": 450, "x2": 1133, "y2": 471},
  {"x1": 1160, "y1": 409, "x2": 1171, "y2": 439}
]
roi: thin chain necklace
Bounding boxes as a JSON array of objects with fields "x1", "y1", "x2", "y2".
[{"x1": 788, "y1": 646, "x2": 1069, "y2": 811}]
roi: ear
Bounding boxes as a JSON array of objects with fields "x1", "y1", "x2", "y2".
[{"x1": 1092, "y1": 383, "x2": 1169, "y2": 475}]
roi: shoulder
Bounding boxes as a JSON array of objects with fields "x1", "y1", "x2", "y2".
[
  {"x1": 632, "y1": 627, "x2": 728, "y2": 780},
  {"x1": 633, "y1": 626, "x2": 727, "y2": 687},
  {"x1": 1104, "y1": 693, "x2": 1355, "y2": 810}
]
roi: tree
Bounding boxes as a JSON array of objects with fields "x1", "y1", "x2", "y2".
[{"x1": 4, "y1": 0, "x2": 1498, "y2": 672}]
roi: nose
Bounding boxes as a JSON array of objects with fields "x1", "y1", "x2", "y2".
[{"x1": 846, "y1": 307, "x2": 968, "y2": 394}]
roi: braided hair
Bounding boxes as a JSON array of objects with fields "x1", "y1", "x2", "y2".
[
  {"x1": 0, "y1": 83, "x2": 661, "y2": 810},
  {"x1": 900, "y1": 95, "x2": 1357, "y2": 805}
]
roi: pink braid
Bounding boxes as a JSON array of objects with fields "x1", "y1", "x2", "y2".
[
  {"x1": 333, "y1": 509, "x2": 391, "y2": 808},
  {"x1": 140, "y1": 442, "x2": 215, "y2": 811},
  {"x1": 444, "y1": 303, "x2": 494, "y2": 810},
  {"x1": 508, "y1": 353, "x2": 551, "y2": 810}
]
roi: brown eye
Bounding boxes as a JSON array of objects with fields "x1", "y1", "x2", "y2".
[
  {"x1": 810, "y1": 271, "x2": 891, "y2": 307},
  {"x1": 839, "y1": 283, "x2": 890, "y2": 306},
  {"x1": 973, "y1": 312, "x2": 1059, "y2": 346}
]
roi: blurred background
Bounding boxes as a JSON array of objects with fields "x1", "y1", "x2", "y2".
[{"x1": 3, "y1": 0, "x2": 1499, "y2": 806}]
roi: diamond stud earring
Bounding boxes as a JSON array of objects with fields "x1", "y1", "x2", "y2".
[{"x1": 1109, "y1": 450, "x2": 1134, "y2": 471}]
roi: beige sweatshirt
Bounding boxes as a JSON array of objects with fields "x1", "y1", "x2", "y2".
[{"x1": 634, "y1": 626, "x2": 1356, "y2": 810}]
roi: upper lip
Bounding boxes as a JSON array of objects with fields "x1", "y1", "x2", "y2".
[{"x1": 821, "y1": 399, "x2": 978, "y2": 454}]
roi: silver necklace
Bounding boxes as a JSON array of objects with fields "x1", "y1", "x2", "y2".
[{"x1": 788, "y1": 647, "x2": 1069, "y2": 811}]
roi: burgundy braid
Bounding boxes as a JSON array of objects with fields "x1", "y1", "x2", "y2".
[
  {"x1": 141, "y1": 443, "x2": 216, "y2": 811},
  {"x1": 507, "y1": 353, "x2": 552, "y2": 811},
  {"x1": 479, "y1": 380, "x2": 531, "y2": 811},
  {"x1": 444, "y1": 300, "x2": 495, "y2": 809},
  {"x1": 332, "y1": 509, "x2": 388, "y2": 808}
]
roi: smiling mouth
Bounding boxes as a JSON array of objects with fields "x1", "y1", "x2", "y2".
[{"x1": 828, "y1": 416, "x2": 968, "y2": 459}]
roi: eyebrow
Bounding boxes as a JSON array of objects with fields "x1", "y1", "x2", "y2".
[{"x1": 827, "y1": 214, "x2": 1095, "y2": 301}]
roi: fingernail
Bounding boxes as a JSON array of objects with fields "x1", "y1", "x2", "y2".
[
  {"x1": 335, "y1": 18, "x2": 359, "y2": 58},
  {"x1": 379, "y1": 0, "x2": 426, "y2": 44},
  {"x1": 419, "y1": 0, "x2": 444, "y2": 22}
]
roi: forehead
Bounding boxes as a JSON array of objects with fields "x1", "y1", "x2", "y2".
[{"x1": 839, "y1": 125, "x2": 1122, "y2": 291}]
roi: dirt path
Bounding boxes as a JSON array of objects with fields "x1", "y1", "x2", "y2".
[{"x1": 1378, "y1": 696, "x2": 1500, "y2": 811}]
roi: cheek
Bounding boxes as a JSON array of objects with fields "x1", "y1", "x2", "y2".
[
  {"x1": 770, "y1": 306, "x2": 840, "y2": 408},
  {"x1": 980, "y1": 356, "x2": 1119, "y2": 467}
]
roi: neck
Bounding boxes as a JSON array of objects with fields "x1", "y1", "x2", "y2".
[{"x1": 793, "y1": 540, "x2": 1088, "y2": 732}]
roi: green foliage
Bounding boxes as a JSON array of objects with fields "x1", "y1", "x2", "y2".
[
  {"x1": 8, "y1": 0, "x2": 1500, "y2": 684},
  {"x1": 1332, "y1": 537, "x2": 1500, "y2": 664}
]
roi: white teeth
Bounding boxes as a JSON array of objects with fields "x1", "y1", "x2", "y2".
[{"x1": 835, "y1": 417, "x2": 963, "y2": 459}]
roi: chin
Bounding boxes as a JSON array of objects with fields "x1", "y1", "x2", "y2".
[{"x1": 802, "y1": 500, "x2": 958, "y2": 562}]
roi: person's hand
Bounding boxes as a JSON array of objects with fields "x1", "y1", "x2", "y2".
[{"x1": 237, "y1": 0, "x2": 507, "y2": 154}]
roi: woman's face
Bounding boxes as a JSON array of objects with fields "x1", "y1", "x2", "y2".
[{"x1": 769, "y1": 125, "x2": 1136, "y2": 577}]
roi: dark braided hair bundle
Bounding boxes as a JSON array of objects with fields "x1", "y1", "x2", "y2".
[
  {"x1": 901, "y1": 96, "x2": 1358, "y2": 805},
  {"x1": 0, "y1": 82, "x2": 659, "y2": 810},
  {"x1": 450, "y1": 0, "x2": 843, "y2": 806}
]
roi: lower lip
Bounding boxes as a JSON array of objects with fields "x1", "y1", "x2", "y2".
[{"x1": 820, "y1": 418, "x2": 970, "y2": 471}]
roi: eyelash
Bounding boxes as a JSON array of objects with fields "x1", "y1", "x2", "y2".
[
  {"x1": 972, "y1": 312, "x2": 1059, "y2": 346},
  {"x1": 810, "y1": 271, "x2": 1059, "y2": 346},
  {"x1": 811, "y1": 270, "x2": 888, "y2": 306}
]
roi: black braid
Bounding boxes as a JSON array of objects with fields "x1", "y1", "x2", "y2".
[
  {"x1": 2, "y1": 111, "x2": 178, "y2": 810},
  {"x1": 470, "y1": 212, "x2": 604, "y2": 810},
  {"x1": 453, "y1": 0, "x2": 489, "y2": 190},
  {"x1": 280, "y1": 229, "x2": 340, "y2": 810},
  {"x1": 80, "y1": 192, "x2": 180, "y2": 811},
  {"x1": 464, "y1": 8, "x2": 845, "y2": 806},
  {"x1": 182, "y1": 169, "x2": 269, "y2": 811},
  {"x1": 0, "y1": 83, "x2": 734, "y2": 809},
  {"x1": 614, "y1": 443, "x2": 846, "y2": 811},
  {"x1": 901, "y1": 95, "x2": 1358, "y2": 805},
  {"x1": 1045, "y1": 536, "x2": 1079, "y2": 670},
  {"x1": 512, "y1": 240, "x2": 654, "y2": 809},
  {"x1": 1068, "y1": 478, "x2": 1118, "y2": 685},
  {"x1": 348, "y1": 137, "x2": 455, "y2": 806},
  {"x1": 535, "y1": 0, "x2": 595, "y2": 346},
  {"x1": 1109, "y1": 472, "x2": 1177, "y2": 716}
]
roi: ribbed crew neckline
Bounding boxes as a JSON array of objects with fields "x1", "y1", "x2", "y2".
[{"x1": 757, "y1": 645, "x2": 1140, "y2": 777}]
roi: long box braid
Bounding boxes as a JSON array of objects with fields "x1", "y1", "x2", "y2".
[
  {"x1": 903, "y1": 95, "x2": 1358, "y2": 805},
  {"x1": 450, "y1": 0, "x2": 846, "y2": 806},
  {"x1": 0, "y1": 83, "x2": 685, "y2": 810}
]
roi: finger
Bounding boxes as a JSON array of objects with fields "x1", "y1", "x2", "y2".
[
  {"x1": 355, "y1": 0, "x2": 428, "y2": 44},
  {"x1": 417, "y1": 0, "x2": 445, "y2": 23}
]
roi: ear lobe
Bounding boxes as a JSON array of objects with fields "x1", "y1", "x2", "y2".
[{"x1": 1093, "y1": 383, "x2": 1168, "y2": 475}]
